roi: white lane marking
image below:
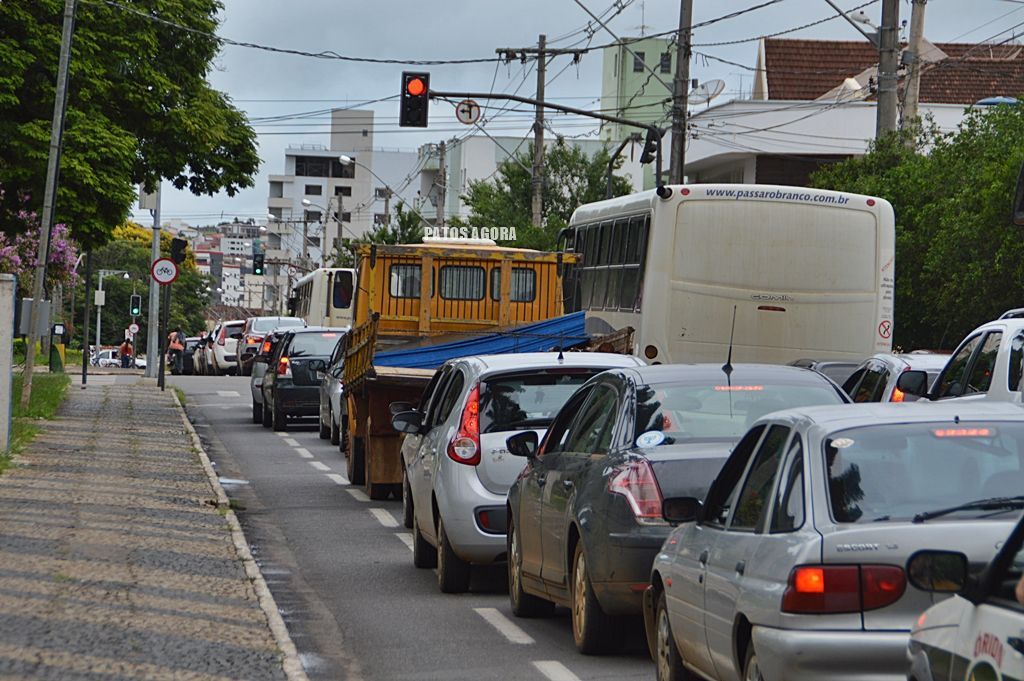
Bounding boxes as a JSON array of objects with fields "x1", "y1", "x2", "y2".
[
  {"x1": 217, "y1": 390, "x2": 240, "y2": 397},
  {"x1": 472, "y1": 607, "x2": 535, "y2": 645},
  {"x1": 394, "y1": 532, "x2": 414, "y2": 552},
  {"x1": 326, "y1": 473, "x2": 350, "y2": 485},
  {"x1": 309, "y1": 461, "x2": 331, "y2": 472},
  {"x1": 532, "y1": 661, "x2": 581, "y2": 681},
  {"x1": 346, "y1": 488, "x2": 370, "y2": 502},
  {"x1": 276, "y1": 432, "x2": 288, "y2": 437},
  {"x1": 283, "y1": 438, "x2": 300, "y2": 447},
  {"x1": 295, "y1": 447, "x2": 314, "y2": 458},
  {"x1": 369, "y1": 508, "x2": 399, "y2": 528}
]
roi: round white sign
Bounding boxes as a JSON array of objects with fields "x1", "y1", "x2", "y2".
[
  {"x1": 128, "y1": 323, "x2": 140, "y2": 335},
  {"x1": 150, "y1": 258, "x2": 179, "y2": 285},
  {"x1": 455, "y1": 99, "x2": 481, "y2": 125}
]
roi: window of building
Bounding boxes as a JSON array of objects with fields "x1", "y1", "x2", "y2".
[
  {"x1": 439, "y1": 266, "x2": 485, "y2": 300},
  {"x1": 304, "y1": 184, "x2": 322, "y2": 196},
  {"x1": 660, "y1": 52, "x2": 672, "y2": 74},
  {"x1": 340, "y1": 211, "x2": 351, "y2": 223},
  {"x1": 331, "y1": 158, "x2": 356, "y2": 179},
  {"x1": 295, "y1": 156, "x2": 329, "y2": 177},
  {"x1": 375, "y1": 187, "x2": 390, "y2": 199},
  {"x1": 633, "y1": 51, "x2": 645, "y2": 72},
  {"x1": 490, "y1": 268, "x2": 537, "y2": 302},
  {"x1": 303, "y1": 210, "x2": 321, "y2": 223},
  {"x1": 374, "y1": 213, "x2": 388, "y2": 226},
  {"x1": 390, "y1": 264, "x2": 422, "y2": 299},
  {"x1": 335, "y1": 185, "x2": 352, "y2": 197},
  {"x1": 269, "y1": 181, "x2": 284, "y2": 199}
]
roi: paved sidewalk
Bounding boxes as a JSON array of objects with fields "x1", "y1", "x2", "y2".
[{"x1": 0, "y1": 382, "x2": 289, "y2": 680}]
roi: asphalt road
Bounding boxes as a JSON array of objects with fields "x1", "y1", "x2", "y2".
[{"x1": 169, "y1": 374, "x2": 653, "y2": 681}]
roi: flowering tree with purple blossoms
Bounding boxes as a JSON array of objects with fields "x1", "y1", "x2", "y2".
[{"x1": 0, "y1": 190, "x2": 80, "y2": 297}]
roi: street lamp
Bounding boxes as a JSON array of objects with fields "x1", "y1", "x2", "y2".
[
  {"x1": 95, "y1": 269, "x2": 129, "y2": 354},
  {"x1": 335, "y1": 154, "x2": 432, "y2": 231}
]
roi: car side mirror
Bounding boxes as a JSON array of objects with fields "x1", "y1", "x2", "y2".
[
  {"x1": 506, "y1": 431, "x2": 539, "y2": 459},
  {"x1": 663, "y1": 497, "x2": 702, "y2": 525},
  {"x1": 906, "y1": 550, "x2": 969, "y2": 593},
  {"x1": 896, "y1": 370, "x2": 929, "y2": 398},
  {"x1": 390, "y1": 401, "x2": 414, "y2": 416},
  {"x1": 391, "y1": 410, "x2": 423, "y2": 434}
]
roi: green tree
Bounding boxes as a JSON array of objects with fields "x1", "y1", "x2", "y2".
[
  {"x1": 0, "y1": 0, "x2": 259, "y2": 247},
  {"x1": 811, "y1": 106, "x2": 1024, "y2": 350},
  {"x1": 461, "y1": 139, "x2": 634, "y2": 250},
  {"x1": 329, "y1": 202, "x2": 425, "y2": 267}
]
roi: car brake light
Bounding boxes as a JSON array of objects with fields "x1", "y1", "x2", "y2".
[
  {"x1": 608, "y1": 459, "x2": 665, "y2": 524},
  {"x1": 261, "y1": 340, "x2": 272, "y2": 353},
  {"x1": 247, "y1": 335, "x2": 263, "y2": 345},
  {"x1": 277, "y1": 356, "x2": 291, "y2": 377},
  {"x1": 782, "y1": 565, "x2": 905, "y2": 614},
  {"x1": 713, "y1": 385, "x2": 764, "y2": 392},
  {"x1": 933, "y1": 428, "x2": 992, "y2": 438},
  {"x1": 447, "y1": 384, "x2": 480, "y2": 466}
]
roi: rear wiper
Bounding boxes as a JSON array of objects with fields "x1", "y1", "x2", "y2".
[
  {"x1": 912, "y1": 496, "x2": 1024, "y2": 523},
  {"x1": 498, "y1": 417, "x2": 552, "y2": 430}
]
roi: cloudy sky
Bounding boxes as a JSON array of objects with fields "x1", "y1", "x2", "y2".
[{"x1": 132, "y1": 0, "x2": 1024, "y2": 226}]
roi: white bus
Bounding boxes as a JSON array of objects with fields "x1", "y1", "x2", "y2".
[
  {"x1": 562, "y1": 184, "x2": 895, "y2": 365},
  {"x1": 289, "y1": 267, "x2": 355, "y2": 328}
]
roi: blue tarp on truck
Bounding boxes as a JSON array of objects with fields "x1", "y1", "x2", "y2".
[{"x1": 372, "y1": 311, "x2": 589, "y2": 370}]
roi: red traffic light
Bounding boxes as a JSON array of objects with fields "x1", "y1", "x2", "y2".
[{"x1": 407, "y1": 78, "x2": 426, "y2": 97}]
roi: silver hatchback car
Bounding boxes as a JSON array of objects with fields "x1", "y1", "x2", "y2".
[
  {"x1": 392, "y1": 352, "x2": 645, "y2": 593},
  {"x1": 645, "y1": 402, "x2": 1024, "y2": 681}
]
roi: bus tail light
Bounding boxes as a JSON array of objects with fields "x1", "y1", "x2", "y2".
[
  {"x1": 609, "y1": 459, "x2": 665, "y2": 524},
  {"x1": 644, "y1": 345, "x2": 658, "y2": 359},
  {"x1": 782, "y1": 565, "x2": 905, "y2": 614},
  {"x1": 447, "y1": 384, "x2": 480, "y2": 466}
]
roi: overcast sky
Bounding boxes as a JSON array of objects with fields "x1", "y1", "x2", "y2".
[{"x1": 133, "y1": 0, "x2": 1024, "y2": 226}]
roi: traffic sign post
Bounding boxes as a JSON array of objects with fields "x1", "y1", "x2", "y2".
[
  {"x1": 150, "y1": 258, "x2": 178, "y2": 285},
  {"x1": 150, "y1": 257, "x2": 178, "y2": 391}
]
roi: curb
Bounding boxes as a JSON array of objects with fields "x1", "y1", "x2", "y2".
[{"x1": 170, "y1": 389, "x2": 310, "y2": 681}]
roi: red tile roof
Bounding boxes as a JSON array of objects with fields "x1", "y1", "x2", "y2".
[{"x1": 763, "y1": 39, "x2": 1024, "y2": 104}]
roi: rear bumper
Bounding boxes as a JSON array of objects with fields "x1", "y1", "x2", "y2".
[
  {"x1": 753, "y1": 626, "x2": 909, "y2": 681},
  {"x1": 590, "y1": 528, "x2": 668, "y2": 616},
  {"x1": 276, "y1": 386, "x2": 320, "y2": 415},
  {"x1": 433, "y1": 467, "x2": 511, "y2": 566}
]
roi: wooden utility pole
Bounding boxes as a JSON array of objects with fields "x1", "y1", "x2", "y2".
[
  {"x1": 436, "y1": 140, "x2": 446, "y2": 230},
  {"x1": 902, "y1": 0, "x2": 928, "y2": 135},
  {"x1": 669, "y1": 0, "x2": 693, "y2": 184},
  {"x1": 876, "y1": 0, "x2": 900, "y2": 138}
]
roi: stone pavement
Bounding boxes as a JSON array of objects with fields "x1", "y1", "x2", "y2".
[{"x1": 0, "y1": 382, "x2": 292, "y2": 680}]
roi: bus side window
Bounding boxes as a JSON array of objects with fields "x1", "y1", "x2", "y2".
[
  {"x1": 605, "y1": 218, "x2": 628, "y2": 309},
  {"x1": 333, "y1": 271, "x2": 353, "y2": 309}
]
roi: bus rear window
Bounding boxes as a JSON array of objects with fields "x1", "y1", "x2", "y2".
[{"x1": 333, "y1": 271, "x2": 353, "y2": 309}]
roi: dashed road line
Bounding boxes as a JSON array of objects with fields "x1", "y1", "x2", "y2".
[
  {"x1": 326, "y1": 473, "x2": 350, "y2": 485},
  {"x1": 369, "y1": 508, "x2": 399, "y2": 528},
  {"x1": 295, "y1": 448, "x2": 314, "y2": 459},
  {"x1": 346, "y1": 488, "x2": 370, "y2": 502},
  {"x1": 275, "y1": 432, "x2": 288, "y2": 437},
  {"x1": 283, "y1": 438, "x2": 300, "y2": 447},
  {"x1": 532, "y1": 661, "x2": 581, "y2": 681},
  {"x1": 394, "y1": 532, "x2": 414, "y2": 552},
  {"x1": 472, "y1": 607, "x2": 535, "y2": 645},
  {"x1": 309, "y1": 461, "x2": 331, "y2": 472},
  {"x1": 216, "y1": 390, "x2": 240, "y2": 397}
]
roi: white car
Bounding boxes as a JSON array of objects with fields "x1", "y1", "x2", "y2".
[
  {"x1": 842, "y1": 351, "x2": 950, "y2": 403},
  {"x1": 94, "y1": 349, "x2": 119, "y2": 367},
  {"x1": 908, "y1": 512, "x2": 1024, "y2": 681},
  {"x1": 211, "y1": 320, "x2": 245, "y2": 375}
]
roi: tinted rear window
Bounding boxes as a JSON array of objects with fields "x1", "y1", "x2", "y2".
[
  {"x1": 288, "y1": 332, "x2": 343, "y2": 357},
  {"x1": 479, "y1": 369, "x2": 604, "y2": 433},
  {"x1": 634, "y1": 380, "x2": 843, "y2": 444},
  {"x1": 825, "y1": 421, "x2": 1024, "y2": 523},
  {"x1": 253, "y1": 317, "x2": 304, "y2": 332}
]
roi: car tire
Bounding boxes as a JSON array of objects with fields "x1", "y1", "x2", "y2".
[
  {"x1": 330, "y1": 413, "x2": 340, "y2": 446},
  {"x1": 655, "y1": 591, "x2": 691, "y2": 681},
  {"x1": 318, "y1": 414, "x2": 330, "y2": 439},
  {"x1": 339, "y1": 419, "x2": 348, "y2": 454},
  {"x1": 412, "y1": 516, "x2": 437, "y2": 569},
  {"x1": 742, "y1": 642, "x2": 764, "y2": 681},
  {"x1": 508, "y1": 515, "x2": 554, "y2": 618},
  {"x1": 437, "y1": 517, "x2": 471, "y2": 594},
  {"x1": 261, "y1": 400, "x2": 272, "y2": 428},
  {"x1": 251, "y1": 400, "x2": 262, "y2": 424},
  {"x1": 402, "y1": 471, "x2": 414, "y2": 529},
  {"x1": 347, "y1": 437, "x2": 365, "y2": 486},
  {"x1": 572, "y1": 542, "x2": 615, "y2": 654},
  {"x1": 272, "y1": 400, "x2": 287, "y2": 432}
]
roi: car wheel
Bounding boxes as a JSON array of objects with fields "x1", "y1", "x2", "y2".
[
  {"x1": 742, "y1": 643, "x2": 764, "y2": 681},
  {"x1": 261, "y1": 399, "x2": 273, "y2": 428},
  {"x1": 655, "y1": 591, "x2": 690, "y2": 681},
  {"x1": 572, "y1": 542, "x2": 615, "y2": 654},
  {"x1": 508, "y1": 515, "x2": 554, "y2": 618},
  {"x1": 251, "y1": 399, "x2": 262, "y2": 424},
  {"x1": 272, "y1": 400, "x2": 287, "y2": 431},
  {"x1": 412, "y1": 515, "x2": 437, "y2": 569},
  {"x1": 437, "y1": 517, "x2": 471, "y2": 594},
  {"x1": 318, "y1": 414, "x2": 330, "y2": 439},
  {"x1": 339, "y1": 417, "x2": 349, "y2": 454},
  {"x1": 330, "y1": 413, "x2": 340, "y2": 446},
  {"x1": 402, "y1": 471, "x2": 414, "y2": 529},
  {"x1": 347, "y1": 437, "x2": 365, "y2": 486}
]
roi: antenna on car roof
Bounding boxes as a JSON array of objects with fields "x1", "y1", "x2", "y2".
[{"x1": 722, "y1": 305, "x2": 737, "y2": 379}]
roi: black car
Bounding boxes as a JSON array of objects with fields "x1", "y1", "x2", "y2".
[
  {"x1": 178, "y1": 337, "x2": 201, "y2": 375},
  {"x1": 504, "y1": 363, "x2": 851, "y2": 655},
  {"x1": 261, "y1": 327, "x2": 346, "y2": 431}
]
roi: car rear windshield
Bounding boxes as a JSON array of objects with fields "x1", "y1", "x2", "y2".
[
  {"x1": 825, "y1": 422, "x2": 1024, "y2": 523},
  {"x1": 288, "y1": 332, "x2": 342, "y2": 357},
  {"x1": 634, "y1": 380, "x2": 843, "y2": 444},
  {"x1": 479, "y1": 368, "x2": 605, "y2": 433},
  {"x1": 253, "y1": 317, "x2": 304, "y2": 333}
]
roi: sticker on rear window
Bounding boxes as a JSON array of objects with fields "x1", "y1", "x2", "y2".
[
  {"x1": 636, "y1": 431, "x2": 665, "y2": 448},
  {"x1": 831, "y1": 437, "x2": 855, "y2": 449}
]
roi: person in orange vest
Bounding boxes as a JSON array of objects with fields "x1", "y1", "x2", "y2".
[{"x1": 119, "y1": 339, "x2": 133, "y2": 368}]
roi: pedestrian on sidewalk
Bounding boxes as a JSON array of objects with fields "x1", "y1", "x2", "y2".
[
  {"x1": 119, "y1": 339, "x2": 133, "y2": 368},
  {"x1": 168, "y1": 327, "x2": 186, "y2": 374}
]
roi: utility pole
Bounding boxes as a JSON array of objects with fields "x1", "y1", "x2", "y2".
[
  {"x1": 669, "y1": 0, "x2": 693, "y2": 185},
  {"x1": 902, "y1": 0, "x2": 927, "y2": 137},
  {"x1": 876, "y1": 0, "x2": 901, "y2": 138},
  {"x1": 144, "y1": 186, "x2": 161, "y2": 378},
  {"x1": 436, "y1": 140, "x2": 446, "y2": 230},
  {"x1": 21, "y1": 0, "x2": 77, "y2": 408}
]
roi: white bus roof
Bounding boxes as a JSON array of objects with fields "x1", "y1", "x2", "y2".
[{"x1": 291, "y1": 267, "x2": 354, "y2": 290}]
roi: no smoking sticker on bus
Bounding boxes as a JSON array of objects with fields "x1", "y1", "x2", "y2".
[{"x1": 878, "y1": 320, "x2": 892, "y2": 339}]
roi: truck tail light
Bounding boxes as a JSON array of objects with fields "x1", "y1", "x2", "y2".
[
  {"x1": 782, "y1": 565, "x2": 905, "y2": 614},
  {"x1": 609, "y1": 459, "x2": 665, "y2": 524},
  {"x1": 277, "y1": 356, "x2": 291, "y2": 377},
  {"x1": 447, "y1": 384, "x2": 480, "y2": 466}
]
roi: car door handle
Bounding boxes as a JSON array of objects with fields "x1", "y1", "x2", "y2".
[
  {"x1": 1009, "y1": 637, "x2": 1024, "y2": 655},
  {"x1": 562, "y1": 479, "x2": 574, "y2": 490},
  {"x1": 735, "y1": 561, "x2": 746, "y2": 575},
  {"x1": 698, "y1": 549, "x2": 709, "y2": 565}
]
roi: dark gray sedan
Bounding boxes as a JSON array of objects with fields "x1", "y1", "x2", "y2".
[
  {"x1": 504, "y1": 363, "x2": 851, "y2": 655},
  {"x1": 261, "y1": 327, "x2": 345, "y2": 431}
]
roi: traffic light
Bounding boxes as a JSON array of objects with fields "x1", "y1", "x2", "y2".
[
  {"x1": 399, "y1": 72, "x2": 430, "y2": 127},
  {"x1": 640, "y1": 127, "x2": 664, "y2": 165},
  {"x1": 129, "y1": 294, "x2": 142, "y2": 316},
  {"x1": 253, "y1": 253, "x2": 265, "y2": 276},
  {"x1": 170, "y1": 237, "x2": 188, "y2": 264}
]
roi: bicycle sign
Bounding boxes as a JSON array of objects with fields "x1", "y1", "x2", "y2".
[{"x1": 150, "y1": 258, "x2": 179, "y2": 285}]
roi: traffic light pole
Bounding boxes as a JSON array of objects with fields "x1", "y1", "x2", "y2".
[{"x1": 428, "y1": 90, "x2": 668, "y2": 193}]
